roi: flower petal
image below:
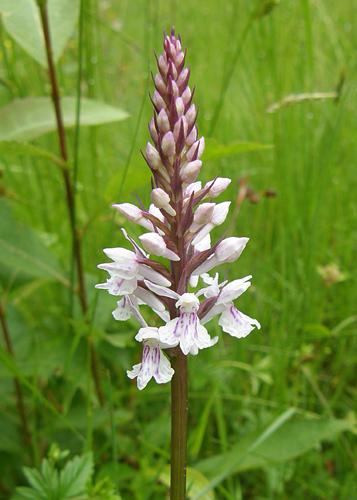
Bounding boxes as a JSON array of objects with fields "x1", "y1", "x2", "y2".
[{"x1": 218, "y1": 304, "x2": 261, "y2": 338}]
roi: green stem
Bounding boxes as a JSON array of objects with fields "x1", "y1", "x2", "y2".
[{"x1": 170, "y1": 347, "x2": 188, "y2": 500}]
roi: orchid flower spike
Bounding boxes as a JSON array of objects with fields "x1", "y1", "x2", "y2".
[{"x1": 96, "y1": 28, "x2": 260, "y2": 390}]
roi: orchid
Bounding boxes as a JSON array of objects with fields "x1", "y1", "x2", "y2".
[{"x1": 96, "y1": 28, "x2": 260, "y2": 498}]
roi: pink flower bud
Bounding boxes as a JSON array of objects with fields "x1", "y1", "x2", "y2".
[
  {"x1": 215, "y1": 237, "x2": 249, "y2": 263},
  {"x1": 175, "y1": 51, "x2": 184, "y2": 66},
  {"x1": 181, "y1": 160, "x2": 202, "y2": 183},
  {"x1": 185, "y1": 103, "x2": 196, "y2": 127},
  {"x1": 161, "y1": 131, "x2": 175, "y2": 156},
  {"x1": 211, "y1": 201, "x2": 231, "y2": 225},
  {"x1": 175, "y1": 97, "x2": 185, "y2": 117},
  {"x1": 139, "y1": 233, "x2": 180, "y2": 261},
  {"x1": 187, "y1": 137, "x2": 205, "y2": 161},
  {"x1": 155, "y1": 74, "x2": 166, "y2": 94},
  {"x1": 145, "y1": 142, "x2": 162, "y2": 170},
  {"x1": 113, "y1": 203, "x2": 142, "y2": 222},
  {"x1": 171, "y1": 80, "x2": 179, "y2": 98},
  {"x1": 153, "y1": 90, "x2": 166, "y2": 111},
  {"x1": 182, "y1": 86, "x2": 192, "y2": 106},
  {"x1": 149, "y1": 118, "x2": 158, "y2": 143},
  {"x1": 193, "y1": 203, "x2": 215, "y2": 225},
  {"x1": 159, "y1": 54, "x2": 168, "y2": 74},
  {"x1": 173, "y1": 116, "x2": 188, "y2": 141},
  {"x1": 177, "y1": 67, "x2": 188, "y2": 87},
  {"x1": 186, "y1": 126, "x2": 197, "y2": 146},
  {"x1": 204, "y1": 177, "x2": 231, "y2": 198},
  {"x1": 151, "y1": 188, "x2": 176, "y2": 216},
  {"x1": 157, "y1": 109, "x2": 170, "y2": 133},
  {"x1": 175, "y1": 39, "x2": 182, "y2": 54}
]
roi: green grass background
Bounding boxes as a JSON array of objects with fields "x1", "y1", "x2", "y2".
[{"x1": 0, "y1": 0, "x2": 356, "y2": 498}]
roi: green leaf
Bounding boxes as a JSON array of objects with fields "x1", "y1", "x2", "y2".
[
  {"x1": 203, "y1": 138, "x2": 273, "y2": 161},
  {"x1": 158, "y1": 466, "x2": 215, "y2": 500},
  {"x1": 22, "y1": 467, "x2": 47, "y2": 498},
  {"x1": 195, "y1": 416, "x2": 354, "y2": 482},
  {"x1": 59, "y1": 452, "x2": 94, "y2": 499},
  {"x1": 0, "y1": 0, "x2": 80, "y2": 67},
  {"x1": 0, "y1": 97, "x2": 129, "y2": 142},
  {"x1": 0, "y1": 200, "x2": 69, "y2": 285}
]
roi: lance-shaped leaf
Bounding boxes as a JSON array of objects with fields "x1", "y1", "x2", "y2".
[
  {"x1": 0, "y1": 0, "x2": 80, "y2": 67},
  {"x1": 0, "y1": 96, "x2": 129, "y2": 142}
]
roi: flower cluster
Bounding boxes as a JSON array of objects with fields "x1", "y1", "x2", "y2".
[{"x1": 96, "y1": 28, "x2": 260, "y2": 389}]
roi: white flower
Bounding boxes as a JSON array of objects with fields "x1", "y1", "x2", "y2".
[
  {"x1": 127, "y1": 327, "x2": 174, "y2": 390},
  {"x1": 200, "y1": 276, "x2": 261, "y2": 338},
  {"x1": 144, "y1": 284, "x2": 219, "y2": 355}
]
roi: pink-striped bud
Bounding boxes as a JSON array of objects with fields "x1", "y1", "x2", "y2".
[
  {"x1": 181, "y1": 160, "x2": 202, "y2": 183},
  {"x1": 145, "y1": 142, "x2": 162, "y2": 170},
  {"x1": 175, "y1": 51, "x2": 185, "y2": 66},
  {"x1": 161, "y1": 131, "x2": 175, "y2": 156}
]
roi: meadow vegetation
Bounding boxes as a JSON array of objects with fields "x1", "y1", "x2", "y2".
[{"x1": 0, "y1": 0, "x2": 356, "y2": 498}]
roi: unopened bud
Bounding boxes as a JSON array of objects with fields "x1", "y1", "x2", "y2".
[
  {"x1": 145, "y1": 142, "x2": 162, "y2": 170},
  {"x1": 186, "y1": 126, "x2": 197, "y2": 146},
  {"x1": 187, "y1": 137, "x2": 204, "y2": 161},
  {"x1": 139, "y1": 233, "x2": 180, "y2": 261},
  {"x1": 161, "y1": 131, "x2": 175, "y2": 156},
  {"x1": 173, "y1": 116, "x2": 188, "y2": 141},
  {"x1": 211, "y1": 201, "x2": 231, "y2": 225},
  {"x1": 215, "y1": 237, "x2": 249, "y2": 263},
  {"x1": 149, "y1": 118, "x2": 158, "y2": 143},
  {"x1": 153, "y1": 90, "x2": 166, "y2": 111},
  {"x1": 185, "y1": 103, "x2": 196, "y2": 127},
  {"x1": 181, "y1": 160, "x2": 202, "y2": 183},
  {"x1": 151, "y1": 188, "x2": 176, "y2": 216},
  {"x1": 182, "y1": 86, "x2": 192, "y2": 106},
  {"x1": 175, "y1": 51, "x2": 185, "y2": 66},
  {"x1": 155, "y1": 74, "x2": 166, "y2": 95},
  {"x1": 177, "y1": 67, "x2": 189, "y2": 87},
  {"x1": 193, "y1": 203, "x2": 215, "y2": 225},
  {"x1": 175, "y1": 97, "x2": 185, "y2": 117},
  {"x1": 159, "y1": 54, "x2": 168, "y2": 75},
  {"x1": 157, "y1": 109, "x2": 170, "y2": 133},
  {"x1": 171, "y1": 80, "x2": 179, "y2": 98},
  {"x1": 205, "y1": 177, "x2": 231, "y2": 197}
]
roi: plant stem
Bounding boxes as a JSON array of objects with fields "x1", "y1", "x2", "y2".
[
  {"x1": 38, "y1": 2, "x2": 104, "y2": 405},
  {"x1": 0, "y1": 302, "x2": 33, "y2": 459},
  {"x1": 170, "y1": 347, "x2": 188, "y2": 500}
]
